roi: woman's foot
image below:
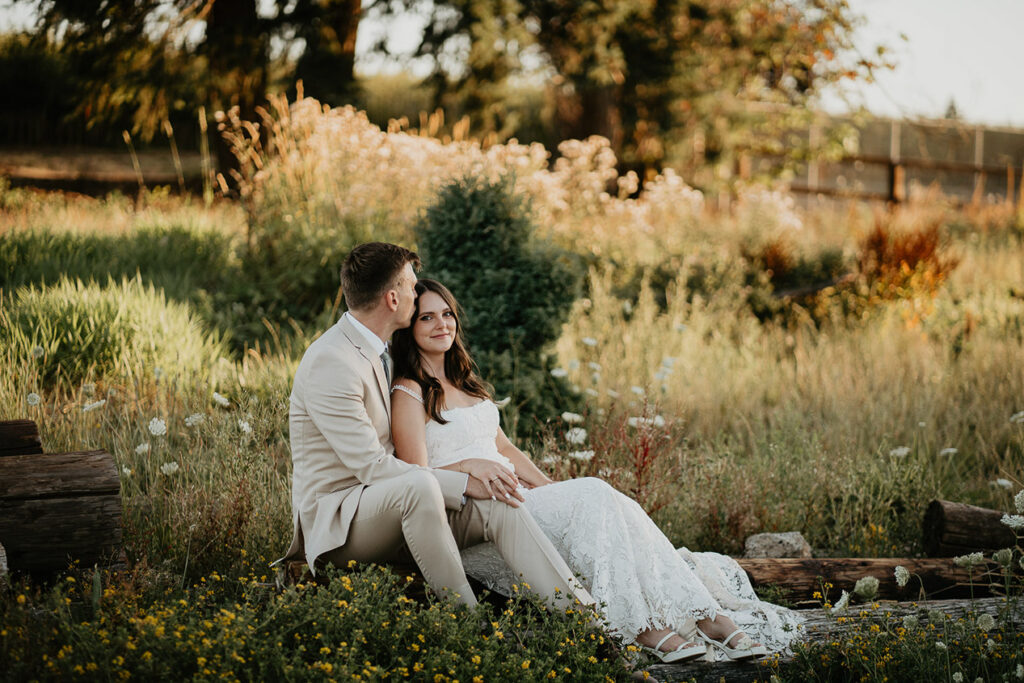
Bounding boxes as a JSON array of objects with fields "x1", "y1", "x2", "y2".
[
  {"x1": 635, "y1": 627, "x2": 705, "y2": 663},
  {"x1": 694, "y1": 616, "x2": 766, "y2": 661}
]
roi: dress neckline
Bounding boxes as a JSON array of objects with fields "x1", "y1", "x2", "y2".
[{"x1": 439, "y1": 399, "x2": 489, "y2": 415}]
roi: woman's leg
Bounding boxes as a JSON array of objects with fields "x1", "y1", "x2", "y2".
[{"x1": 695, "y1": 614, "x2": 762, "y2": 648}]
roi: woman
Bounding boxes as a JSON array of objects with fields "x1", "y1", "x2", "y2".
[{"x1": 390, "y1": 279, "x2": 801, "y2": 663}]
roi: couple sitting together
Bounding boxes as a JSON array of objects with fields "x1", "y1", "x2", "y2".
[{"x1": 280, "y1": 242, "x2": 801, "y2": 664}]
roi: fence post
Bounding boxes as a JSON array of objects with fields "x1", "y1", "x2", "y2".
[
  {"x1": 888, "y1": 121, "x2": 904, "y2": 203},
  {"x1": 973, "y1": 127, "x2": 985, "y2": 203}
]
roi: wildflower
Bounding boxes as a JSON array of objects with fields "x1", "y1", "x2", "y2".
[
  {"x1": 568, "y1": 450, "x2": 595, "y2": 462},
  {"x1": 993, "y1": 548, "x2": 1013, "y2": 567},
  {"x1": 550, "y1": 368, "x2": 569, "y2": 379},
  {"x1": 902, "y1": 615, "x2": 918, "y2": 630},
  {"x1": 673, "y1": 323, "x2": 687, "y2": 332},
  {"x1": 160, "y1": 462, "x2": 180, "y2": 476},
  {"x1": 653, "y1": 369, "x2": 670, "y2": 381},
  {"x1": 561, "y1": 412, "x2": 584, "y2": 424},
  {"x1": 976, "y1": 613, "x2": 995, "y2": 632},
  {"x1": 568, "y1": 359, "x2": 580, "y2": 370},
  {"x1": 588, "y1": 362, "x2": 601, "y2": 371},
  {"x1": 581, "y1": 337, "x2": 598, "y2": 347},
  {"x1": 584, "y1": 388, "x2": 599, "y2": 398},
  {"x1": 853, "y1": 576, "x2": 879, "y2": 601},
  {"x1": 494, "y1": 397, "x2": 511, "y2": 408},
  {"x1": 939, "y1": 447, "x2": 957, "y2": 456},
  {"x1": 1015, "y1": 489, "x2": 1024, "y2": 513},
  {"x1": 992, "y1": 478, "x2": 1014, "y2": 489},
  {"x1": 986, "y1": 638, "x2": 996, "y2": 652},
  {"x1": 83, "y1": 400, "x2": 106, "y2": 412},
  {"x1": 148, "y1": 417, "x2": 167, "y2": 436},
  {"x1": 26, "y1": 392, "x2": 41, "y2": 406},
  {"x1": 661, "y1": 356, "x2": 676, "y2": 368},
  {"x1": 894, "y1": 565, "x2": 910, "y2": 587},
  {"x1": 135, "y1": 443, "x2": 150, "y2": 455},
  {"x1": 1010, "y1": 411, "x2": 1024, "y2": 424},
  {"x1": 32, "y1": 345, "x2": 45, "y2": 358},
  {"x1": 622, "y1": 301, "x2": 632, "y2": 314},
  {"x1": 630, "y1": 386, "x2": 645, "y2": 395},
  {"x1": 1016, "y1": 663, "x2": 1023, "y2": 679},
  {"x1": 539, "y1": 455, "x2": 560, "y2": 465},
  {"x1": 888, "y1": 446, "x2": 910, "y2": 457},
  {"x1": 653, "y1": 415, "x2": 666, "y2": 427},
  {"x1": 627, "y1": 417, "x2": 647, "y2": 428},
  {"x1": 238, "y1": 419, "x2": 253, "y2": 435},
  {"x1": 934, "y1": 640, "x2": 947, "y2": 650},
  {"x1": 565, "y1": 428, "x2": 587, "y2": 445},
  {"x1": 1000, "y1": 514, "x2": 1024, "y2": 530},
  {"x1": 606, "y1": 389, "x2": 620, "y2": 399},
  {"x1": 184, "y1": 413, "x2": 205, "y2": 428},
  {"x1": 212, "y1": 392, "x2": 230, "y2": 407},
  {"x1": 833, "y1": 590, "x2": 850, "y2": 610},
  {"x1": 121, "y1": 466, "x2": 132, "y2": 477},
  {"x1": 952, "y1": 673, "x2": 963, "y2": 683},
  {"x1": 953, "y1": 552, "x2": 985, "y2": 567},
  {"x1": 82, "y1": 383, "x2": 96, "y2": 396}
]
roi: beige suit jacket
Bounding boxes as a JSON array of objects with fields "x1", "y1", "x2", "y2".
[{"x1": 281, "y1": 316, "x2": 469, "y2": 569}]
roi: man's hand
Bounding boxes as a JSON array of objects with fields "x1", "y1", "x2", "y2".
[{"x1": 464, "y1": 475, "x2": 525, "y2": 507}]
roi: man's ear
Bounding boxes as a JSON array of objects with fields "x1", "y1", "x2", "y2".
[{"x1": 384, "y1": 289, "x2": 400, "y2": 312}]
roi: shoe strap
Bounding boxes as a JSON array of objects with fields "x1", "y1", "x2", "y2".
[
  {"x1": 722, "y1": 629, "x2": 748, "y2": 649},
  {"x1": 654, "y1": 632, "x2": 679, "y2": 652}
]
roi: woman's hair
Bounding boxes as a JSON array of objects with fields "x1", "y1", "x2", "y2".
[{"x1": 391, "y1": 279, "x2": 491, "y2": 424}]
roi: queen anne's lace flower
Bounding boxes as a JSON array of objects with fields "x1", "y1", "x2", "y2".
[
  {"x1": 953, "y1": 552, "x2": 985, "y2": 567},
  {"x1": 238, "y1": 419, "x2": 253, "y2": 435},
  {"x1": 853, "y1": 576, "x2": 879, "y2": 600},
  {"x1": 26, "y1": 392, "x2": 41, "y2": 406},
  {"x1": 213, "y1": 392, "x2": 230, "y2": 408},
  {"x1": 976, "y1": 613, "x2": 995, "y2": 632},
  {"x1": 833, "y1": 590, "x2": 850, "y2": 610},
  {"x1": 939, "y1": 447, "x2": 957, "y2": 456},
  {"x1": 581, "y1": 337, "x2": 598, "y2": 347},
  {"x1": 992, "y1": 478, "x2": 1013, "y2": 490},
  {"x1": 1015, "y1": 489, "x2": 1024, "y2": 514},
  {"x1": 83, "y1": 400, "x2": 106, "y2": 412},
  {"x1": 894, "y1": 565, "x2": 910, "y2": 587},
  {"x1": 1010, "y1": 411, "x2": 1024, "y2": 424},
  {"x1": 160, "y1": 462, "x2": 180, "y2": 476},
  {"x1": 31, "y1": 345, "x2": 44, "y2": 358},
  {"x1": 568, "y1": 450, "x2": 595, "y2": 461},
  {"x1": 889, "y1": 446, "x2": 910, "y2": 457},
  {"x1": 1000, "y1": 514, "x2": 1024, "y2": 530},
  {"x1": 550, "y1": 368, "x2": 568, "y2": 378},
  {"x1": 561, "y1": 412, "x2": 584, "y2": 424},
  {"x1": 630, "y1": 386, "x2": 645, "y2": 396},
  {"x1": 135, "y1": 443, "x2": 150, "y2": 455},
  {"x1": 565, "y1": 428, "x2": 587, "y2": 445},
  {"x1": 184, "y1": 413, "x2": 205, "y2": 427},
  {"x1": 148, "y1": 417, "x2": 167, "y2": 436}
]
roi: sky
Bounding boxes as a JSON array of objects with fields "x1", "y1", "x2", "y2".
[{"x1": 2, "y1": 0, "x2": 1022, "y2": 129}]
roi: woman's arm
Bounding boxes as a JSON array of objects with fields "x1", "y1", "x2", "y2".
[{"x1": 495, "y1": 427, "x2": 555, "y2": 488}]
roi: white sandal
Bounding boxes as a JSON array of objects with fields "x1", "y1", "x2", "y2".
[
  {"x1": 638, "y1": 632, "x2": 706, "y2": 664},
  {"x1": 695, "y1": 627, "x2": 767, "y2": 661}
]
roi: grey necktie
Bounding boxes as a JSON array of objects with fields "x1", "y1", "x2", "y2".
[{"x1": 380, "y1": 349, "x2": 392, "y2": 385}]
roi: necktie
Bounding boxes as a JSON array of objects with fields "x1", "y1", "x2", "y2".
[{"x1": 380, "y1": 349, "x2": 392, "y2": 385}]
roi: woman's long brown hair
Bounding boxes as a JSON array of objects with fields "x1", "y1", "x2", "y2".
[{"x1": 391, "y1": 279, "x2": 491, "y2": 424}]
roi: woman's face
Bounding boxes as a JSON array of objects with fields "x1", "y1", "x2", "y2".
[{"x1": 412, "y1": 290, "x2": 457, "y2": 355}]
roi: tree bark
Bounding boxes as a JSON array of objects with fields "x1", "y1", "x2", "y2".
[
  {"x1": 295, "y1": 0, "x2": 362, "y2": 105},
  {"x1": 0, "y1": 419, "x2": 44, "y2": 457},
  {"x1": 922, "y1": 499, "x2": 1017, "y2": 557},
  {"x1": 0, "y1": 450, "x2": 125, "y2": 575}
]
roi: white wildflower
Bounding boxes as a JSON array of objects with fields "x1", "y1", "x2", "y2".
[
  {"x1": 889, "y1": 446, "x2": 910, "y2": 457},
  {"x1": 1011, "y1": 411, "x2": 1024, "y2": 424},
  {"x1": 653, "y1": 369, "x2": 670, "y2": 381},
  {"x1": 939, "y1": 447, "x2": 957, "y2": 456},
  {"x1": 673, "y1": 323, "x2": 687, "y2": 332},
  {"x1": 587, "y1": 362, "x2": 602, "y2": 372},
  {"x1": 901, "y1": 615, "x2": 918, "y2": 630},
  {"x1": 159, "y1": 461, "x2": 180, "y2": 476},
  {"x1": 976, "y1": 613, "x2": 996, "y2": 632},
  {"x1": 622, "y1": 301, "x2": 632, "y2": 314},
  {"x1": 1016, "y1": 663, "x2": 1023, "y2": 679},
  {"x1": 630, "y1": 386, "x2": 645, "y2": 396},
  {"x1": 853, "y1": 576, "x2": 879, "y2": 600},
  {"x1": 148, "y1": 417, "x2": 167, "y2": 436},
  {"x1": 184, "y1": 413, "x2": 205, "y2": 428},
  {"x1": 918, "y1": 421, "x2": 926, "y2": 427},
  {"x1": 1000, "y1": 514, "x2": 1024, "y2": 530},
  {"x1": 550, "y1": 368, "x2": 569, "y2": 379},
  {"x1": 494, "y1": 397, "x2": 511, "y2": 408},
  {"x1": 83, "y1": 399, "x2": 106, "y2": 412},
  {"x1": 581, "y1": 337, "x2": 598, "y2": 347},
  {"x1": 993, "y1": 548, "x2": 1013, "y2": 567},
  {"x1": 568, "y1": 450, "x2": 595, "y2": 461},
  {"x1": 584, "y1": 388, "x2": 599, "y2": 398},
  {"x1": 212, "y1": 392, "x2": 230, "y2": 408},
  {"x1": 121, "y1": 466, "x2": 132, "y2": 477},
  {"x1": 570, "y1": 384, "x2": 581, "y2": 394},
  {"x1": 568, "y1": 359, "x2": 580, "y2": 371},
  {"x1": 539, "y1": 455, "x2": 560, "y2": 466},
  {"x1": 894, "y1": 565, "x2": 910, "y2": 588},
  {"x1": 26, "y1": 392, "x2": 41, "y2": 406},
  {"x1": 992, "y1": 478, "x2": 1014, "y2": 490},
  {"x1": 82, "y1": 382, "x2": 96, "y2": 396},
  {"x1": 561, "y1": 412, "x2": 584, "y2": 424},
  {"x1": 565, "y1": 428, "x2": 587, "y2": 445},
  {"x1": 934, "y1": 640, "x2": 947, "y2": 650},
  {"x1": 953, "y1": 552, "x2": 985, "y2": 567},
  {"x1": 661, "y1": 356, "x2": 676, "y2": 368},
  {"x1": 1016, "y1": 489, "x2": 1024, "y2": 513},
  {"x1": 833, "y1": 590, "x2": 850, "y2": 610},
  {"x1": 951, "y1": 673, "x2": 963, "y2": 683},
  {"x1": 238, "y1": 419, "x2": 253, "y2": 435},
  {"x1": 652, "y1": 415, "x2": 666, "y2": 428},
  {"x1": 135, "y1": 442, "x2": 150, "y2": 455},
  {"x1": 31, "y1": 345, "x2": 45, "y2": 358},
  {"x1": 606, "y1": 389, "x2": 620, "y2": 399}
]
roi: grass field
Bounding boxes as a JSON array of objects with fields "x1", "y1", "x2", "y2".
[{"x1": 1, "y1": 103, "x2": 1023, "y2": 680}]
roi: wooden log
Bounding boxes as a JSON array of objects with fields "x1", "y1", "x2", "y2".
[
  {"x1": 0, "y1": 419, "x2": 44, "y2": 457},
  {"x1": 647, "y1": 596, "x2": 1022, "y2": 682},
  {"x1": 0, "y1": 450, "x2": 125, "y2": 574},
  {"x1": 923, "y1": 499, "x2": 1016, "y2": 557},
  {"x1": 735, "y1": 557, "x2": 1003, "y2": 602}
]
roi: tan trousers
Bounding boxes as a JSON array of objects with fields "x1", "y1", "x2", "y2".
[{"x1": 320, "y1": 469, "x2": 594, "y2": 610}]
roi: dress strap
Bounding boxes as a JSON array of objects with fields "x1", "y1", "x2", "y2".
[{"x1": 391, "y1": 383, "x2": 423, "y2": 403}]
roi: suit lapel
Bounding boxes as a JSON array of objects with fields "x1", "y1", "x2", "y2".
[{"x1": 337, "y1": 317, "x2": 392, "y2": 422}]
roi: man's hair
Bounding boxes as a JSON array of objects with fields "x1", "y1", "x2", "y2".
[{"x1": 340, "y1": 242, "x2": 421, "y2": 311}]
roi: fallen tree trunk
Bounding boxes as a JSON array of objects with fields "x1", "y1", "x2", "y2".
[
  {"x1": 0, "y1": 419, "x2": 44, "y2": 456},
  {"x1": 736, "y1": 557, "x2": 1004, "y2": 602},
  {"x1": 922, "y1": 499, "x2": 1016, "y2": 557}
]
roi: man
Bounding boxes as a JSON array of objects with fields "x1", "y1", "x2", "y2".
[{"x1": 280, "y1": 241, "x2": 594, "y2": 609}]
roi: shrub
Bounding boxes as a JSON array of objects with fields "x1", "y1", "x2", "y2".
[
  {"x1": 0, "y1": 276, "x2": 228, "y2": 388},
  {"x1": 416, "y1": 175, "x2": 582, "y2": 436}
]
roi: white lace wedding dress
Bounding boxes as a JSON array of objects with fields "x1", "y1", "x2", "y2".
[{"x1": 400, "y1": 391, "x2": 803, "y2": 658}]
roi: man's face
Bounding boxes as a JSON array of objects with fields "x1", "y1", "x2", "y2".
[{"x1": 394, "y1": 262, "x2": 418, "y2": 328}]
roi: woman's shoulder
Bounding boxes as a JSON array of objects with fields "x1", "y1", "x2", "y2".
[{"x1": 391, "y1": 378, "x2": 424, "y2": 403}]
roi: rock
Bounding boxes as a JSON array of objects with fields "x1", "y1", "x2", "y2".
[{"x1": 744, "y1": 531, "x2": 812, "y2": 559}]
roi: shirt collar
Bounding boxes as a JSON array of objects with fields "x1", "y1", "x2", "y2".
[{"x1": 344, "y1": 311, "x2": 388, "y2": 356}]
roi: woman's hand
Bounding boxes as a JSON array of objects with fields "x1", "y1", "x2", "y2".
[{"x1": 457, "y1": 458, "x2": 520, "y2": 500}]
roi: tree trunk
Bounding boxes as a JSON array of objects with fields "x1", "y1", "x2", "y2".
[
  {"x1": 0, "y1": 450, "x2": 125, "y2": 575},
  {"x1": 922, "y1": 499, "x2": 1017, "y2": 557},
  {"x1": 736, "y1": 557, "x2": 1006, "y2": 602},
  {"x1": 295, "y1": 0, "x2": 362, "y2": 105}
]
